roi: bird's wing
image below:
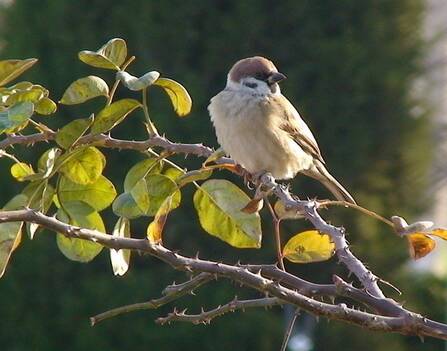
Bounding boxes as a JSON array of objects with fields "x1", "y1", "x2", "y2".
[{"x1": 271, "y1": 94, "x2": 325, "y2": 164}]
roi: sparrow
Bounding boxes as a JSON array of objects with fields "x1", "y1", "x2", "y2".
[{"x1": 208, "y1": 56, "x2": 356, "y2": 204}]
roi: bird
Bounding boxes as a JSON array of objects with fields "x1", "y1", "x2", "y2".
[{"x1": 208, "y1": 56, "x2": 356, "y2": 204}]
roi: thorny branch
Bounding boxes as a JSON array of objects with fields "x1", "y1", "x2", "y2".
[
  {"x1": 156, "y1": 297, "x2": 283, "y2": 325},
  {"x1": 1, "y1": 209, "x2": 447, "y2": 339},
  {"x1": 90, "y1": 272, "x2": 214, "y2": 325},
  {"x1": 1, "y1": 131, "x2": 446, "y2": 339}
]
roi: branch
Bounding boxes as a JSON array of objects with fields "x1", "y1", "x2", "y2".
[
  {"x1": 244, "y1": 264, "x2": 402, "y2": 317},
  {"x1": 1, "y1": 209, "x2": 447, "y2": 340},
  {"x1": 156, "y1": 297, "x2": 283, "y2": 325},
  {"x1": 0, "y1": 131, "x2": 55, "y2": 150},
  {"x1": 90, "y1": 272, "x2": 214, "y2": 325},
  {"x1": 0, "y1": 131, "x2": 213, "y2": 158}
]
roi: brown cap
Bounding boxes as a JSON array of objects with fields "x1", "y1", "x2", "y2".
[{"x1": 228, "y1": 56, "x2": 278, "y2": 83}]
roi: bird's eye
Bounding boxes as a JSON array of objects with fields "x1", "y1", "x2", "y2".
[{"x1": 244, "y1": 82, "x2": 258, "y2": 89}]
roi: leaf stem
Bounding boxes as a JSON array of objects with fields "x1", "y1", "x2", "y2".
[
  {"x1": 318, "y1": 200, "x2": 394, "y2": 227},
  {"x1": 107, "y1": 55, "x2": 136, "y2": 106}
]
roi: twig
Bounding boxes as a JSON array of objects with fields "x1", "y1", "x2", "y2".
[
  {"x1": 90, "y1": 272, "x2": 213, "y2": 325},
  {"x1": 156, "y1": 297, "x2": 283, "y2": 325},
  {"x1": 266, "y1": 199, "x2": 285, "y2": 271}
]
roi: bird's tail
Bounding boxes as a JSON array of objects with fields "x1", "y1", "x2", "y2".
[{"x1": 303, "y1": 161, "x2": 356, "y2": 204}]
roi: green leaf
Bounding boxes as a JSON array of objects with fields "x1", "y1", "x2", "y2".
[
  {"x1": 37, "y1": 147, "x2": 61, "y2": 178},
  {"x1": 112, "y1": 192, "x2": 144, "y2": 219},
  {"x1": 147, "y1": 192, "x2": 177, "y2": 244},
  {"x1": 123, "y1": 158, "x2": 162, "y2": 192},
  {"x1": 56, "y1": 201, "x2": 105, "y2": 262},
  {"x1": 59, "y1": 146, "x2": 105, "y2": 184},
  {"x1": 5, "y1": 86, "x2": 44, "y2": 105},
  {"x1": 0, "y1": 58, "x2": 38, "y2": 86},
  {"x1": 193, "y1": 179, "x2": 261, "y2": 248},
  {"x1": 78, "y1": 38, "x2": 127, "y2": 70},
  {"x1": 134, "y1": 174, "x2": 181, "y2": 216},
  {"x1": 163, "y1": 167, "x2": 184, "y2": 181},
  {"x1": 56, "y1": 117, "x2": 92, "y2": 149},
  {"x1": 22, "y1": 182, "x2": 55, "y2": 239},
  {"x1": 154, "y1": 77, "x2": 192, "y2": 117},
  {"x1": 10, "y1": 162, "x2": 35, "y2": 181},
  {"x1": 110, "y1": 217, "x2": 131, "y2": 276},
  {"x1": 203, "y1": 147, "x2": 226, "y2": 166},
  {"x1": 274, "y1": 200, "x2": 304, "y2": 220},
  {"x1": 59, "y1": 76, "x2": 109, "y2": 105},
  {"x1": 0, "y1": 194, "x2": 28, "y2": 278},
  {"x1": 22, "y1": 181, "x2": 55, "y2": 213},
  {"x1": 283, "y1": 230, "x2": 335, "y2": 263},
  {"x1": 130, "y1": 178, "x2": 150, "y2": 213},
  {"x1": 34, "y1": 97, "x2": 57, "y2": 115},
  {"x1": 0, "y1": 101, "x2": 34, "y2": 134},
  {"x1": 91, "y1": 98, "x2": 141, "y2": 134},
  {"x1": 58, "y1": 175, "x2": 116, "y2": 211},
  {"x1": 116, "y1": 70, "x2": 160, "y2": 91},
  {"x1": 176, "y1": 168, "x2": 212, "y2": 187}
]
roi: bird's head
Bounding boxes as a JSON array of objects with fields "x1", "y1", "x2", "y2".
[{"x1": 226, "y1": 56, "x2": 286, "y2": 95}]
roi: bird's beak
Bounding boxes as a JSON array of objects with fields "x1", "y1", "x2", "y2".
[{"x1": 267, "y1": 72, "x2": 287, "y2": 84}]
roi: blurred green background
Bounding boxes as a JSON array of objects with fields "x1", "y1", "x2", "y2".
[{"x1": 0, "y1": 0, "x2": 446, "y2": 350}]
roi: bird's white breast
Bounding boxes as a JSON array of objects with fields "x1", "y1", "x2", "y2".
[{"x1": 208, "y1": 89, "x2": 314, "y2": 179}]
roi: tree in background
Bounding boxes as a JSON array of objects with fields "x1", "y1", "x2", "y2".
[{"x1": 0, "y1": 1, "x2": 443, "y2": 351}]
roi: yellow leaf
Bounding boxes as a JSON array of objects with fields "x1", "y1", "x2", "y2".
[
  {"x1": 59, "y1": 76, "x2": 109, "y2": 105},
  {"x1": 91, "y1": 98, "x2": 141, "y2": 134},
  {"x1": 154, "y1": 77, "x2": 192, "y2": 117},
  {"x1": 193, "y1": 179, "x2": 261, "y2": 248},
  {"x1": 78, "y1": 38, "x2": 127, "y2": 70},
  {"x1": 59, "y1": 146, "x2": 105, "y2": 184},
  {"x1": 58, "y1": 175, "x2": 116, "y2": 212},
  {"x1": 0, "y1": 58, "x2": 38, "y2": 86},
  {"x1": 34, "y1": 97, "x2": 57, "y2": 115},
  {"x1": 283, "y1": 230, "x2": 335, "y2": 263},
  {"x1": 431, "y1": 228, "x2": 447, "y2": 240},
  {"x1": 274, "y1": 200, "x2": 304, "y2": 220},
  {"x1": 0, "y1": 194, "x2": 28, "y2": 278},
  {"x1": 147, "y1": 192, "x2": 178, "y2": 244},
  {"x1": 10, "y1": 162, "x2": 35, "y2": 181},
  {"x1": 407, "y1": 233, "x2": 436, "y2": 260},
  {"x1": 56, "y1": 201, "x2": 104, "y2": 262},
  {"x1": 203, "y1": 147, "x2": 226, "y2": 167}
]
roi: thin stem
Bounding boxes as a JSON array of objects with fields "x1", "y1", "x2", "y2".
[
  {"x1": 142, "y1": 87, "x2": 158, "y2": 136},
  {"x1": 319, "y1": 200, "x2": 394, "y2": 227},
  {"x1": 266, "y1": 199, "x2": 285, "y2": 271},
  {"x1": 56, "y1": 174, "x2": 71, "y2": 222},
  {"x1": 280, "y1": 310, "x2": 299, "y2": 351},
  {"x1": 107, "y1": 55, "x2": 136, "y2": 106}
]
